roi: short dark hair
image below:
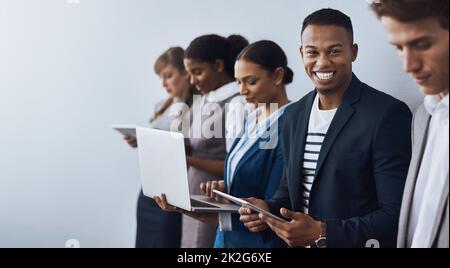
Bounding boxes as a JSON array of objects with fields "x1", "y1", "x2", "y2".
[
  {"x1": 185, "y1": 34, "x2": 249, "y2": 78},
  {"x1": 301, "y1": 8, "x2": 354, "y2": 43},
  {"x1": 237, "y1": 40, "x2": 294, "y2": 85},
  {"x1": 370, "y1": 0, "x2": 449, "y2": 30}
]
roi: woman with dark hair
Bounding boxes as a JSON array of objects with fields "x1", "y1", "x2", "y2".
[
  {"x1": 155, "y1": 34, "x2": 249, "y2": 248},
  {"x1": 206, "y1": 40, "x2": 292, "y2": 248},
  {"x1": 183, "y1": 34, "x2": 250, "y2": 248},
  {"x1": 156, "y1": 40, "x2": 293, "y2": 248},
  {"x1": 123, "y1": 47, "x2": 195, "y2": 248}
]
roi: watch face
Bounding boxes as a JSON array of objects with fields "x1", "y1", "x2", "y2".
[{"x1": 315, "y1": 237, "x2": 327, "y2": 248}]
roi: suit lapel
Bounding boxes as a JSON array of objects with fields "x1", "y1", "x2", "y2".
[
  {"x1": 398, "y1": 107, "x2": 431, "y2": 247},
  {"x1": 313, "y1": 75, "x2": 360, "y2": 184},
  {"x1": 224, "y1": 137, "x2": 240, "y2": 189},
  {"x1": 229, "y1": 108, "x2": 286, "y2": 191},
  {"x1": 314, "y1": 102, "x2": 355, "y2": 178},
  {"x1": 289, "y1": 92, "x2": 315, "y2": 211},
  {"x1": 229, "y1": 142, "x2": 260, "y2": 191},
  {"x1": 431, "y1": 174, "x2": 449, "y2": 246}
]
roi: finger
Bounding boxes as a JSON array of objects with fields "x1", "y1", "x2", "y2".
[
  {"x1": 218, "y1": 180, "x2": 225, "y2": 190},
  {"x1": 200, "y1": 182, "x2": 206, "y2": 194},
  {"x1": 259, "y1": 213, "x2": 287, "y2": 230},
  {"x1": 204, "y1": 181, "x2": 211, "y2": 197},
  {"x1": 243, "y1": 197, "x2": 258, "y2": 203},
  {"x1": 240, "y1": 213, "x2": 261, "y2": 223},
  {"x1": 209, "y1": 180, "x2": 226, "y2": 202},
  {"x1": 280, "y1": 208, "x2": 303, "y2": 221},
  {"x1": 154, "y1": 196, "x2": 163, "y2": 208},
  {"x1": 161, "y1": 194, "x2": 170, "y2": 209},
  {"x1": 239, "y1": 206, "x2": 254, "y2": 215},
  {"x1": 262, "y1": 218, "x2": 285, "y2": 240},
  {"x1": 210, "y1": 181, "x2": 219, "y2": 198},
  {"x1": 245, "y1": 219, "x2": 266, "y2": 229},
  {"x1": 249, "y1": 224, "x2": 268, "y2": 233},
  {"x1": 242, "y1": 198, "x2": 265, "y2": 209},
  {"x1": 207, "y1": 181, "x2": 214, "y2": 198},
  {"x1": 161, "y1": 194, "x2": 178, "y2": 211},
  {"x1": 238, "y1": 207, "x2": 247, "y2": 215},
  {"x1": 243, "y1": 219, "x2": 266, "y2": 232},
  {"x1": 280, "y1": 208, "x2": 293, "y2": 219}
]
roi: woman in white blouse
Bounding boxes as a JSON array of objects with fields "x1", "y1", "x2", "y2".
[{"x1": 155, "y1": 34, "x2": 249, "y2": 248}]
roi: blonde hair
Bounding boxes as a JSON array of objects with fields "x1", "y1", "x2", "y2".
[{"x1": 150, "y1": 47, "x2": 194, "y2": 123}]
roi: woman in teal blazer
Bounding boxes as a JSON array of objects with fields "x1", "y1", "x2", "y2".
[{"x1": 204, "y1": 40, "x2": 294, "y2": 248}]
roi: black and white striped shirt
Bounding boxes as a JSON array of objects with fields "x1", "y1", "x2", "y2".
[{"x1": 301, "y1": 95, "x2": 337, "y2": 214}]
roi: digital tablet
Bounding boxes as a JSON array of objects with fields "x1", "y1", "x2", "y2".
[
  {"x1": 112, "y1": 125, "x2": 137, "y2": 138},
  {"x1": 212, "y1": 190, "x2": 288, "y2": 222}
]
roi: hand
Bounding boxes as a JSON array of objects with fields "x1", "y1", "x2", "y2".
[
  {"x1": 259, "y1": 208, "x2": 323, "y2": 248},
  {"x1": 154, "y1": 194, "x2": 219, "y2": 225},
  {"x1": 239, "y1": 198, "x2": 270, "y2": 233},
  {"x1": 154, "y1": 194, "x2": 183, "y2": 213},
  {"x1": 200, "y1": 180, "x2": 229, "y2": 204},
  {"x1": 124, "y1": 135, "x2": 137, "y2": 148}
]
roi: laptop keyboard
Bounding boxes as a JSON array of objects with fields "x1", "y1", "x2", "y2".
[{"x1": 190, "y1": 199, "x2": 219, "y2": 208}]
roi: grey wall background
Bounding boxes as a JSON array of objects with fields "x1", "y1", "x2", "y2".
[{"x1": 0, "y1": 0, "x2": 423, "y2": 248}]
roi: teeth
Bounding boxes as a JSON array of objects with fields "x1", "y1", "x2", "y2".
[{"x1": 315, "y1": 72, "x2": 334, "y2": 80}]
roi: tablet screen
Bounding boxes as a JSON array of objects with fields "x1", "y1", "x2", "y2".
[{"x1": 112, "y1": 125, "x2": 137, "y2": 138}]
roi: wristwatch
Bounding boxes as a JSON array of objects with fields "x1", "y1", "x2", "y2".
[{"x1": 313, "y1": 221, "x2": 327, "y2": 248}]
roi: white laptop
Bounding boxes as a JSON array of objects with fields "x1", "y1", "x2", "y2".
[{"x1": 136, "y1": 127, "x2": 240, "y2": 213}]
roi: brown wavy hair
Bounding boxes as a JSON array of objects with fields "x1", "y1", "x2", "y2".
[
  {"x1": 370, "y1": 0, "x2": 448, "y2": 29},
  {"x1": 150, "y1": 47, "x2": 195, "y2": 123}
]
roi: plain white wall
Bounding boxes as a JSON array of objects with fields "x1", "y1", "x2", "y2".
[{"x1": 0, "y1": 0, "x2": 423, "y2": 248}]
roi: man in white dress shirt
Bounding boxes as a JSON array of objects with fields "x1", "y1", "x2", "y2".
[{"x1": 371, "y1": 0, "x2": 449, "y2": 248}]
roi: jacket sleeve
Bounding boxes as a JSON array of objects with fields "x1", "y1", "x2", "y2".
[{"x1": 326, "y1": 101, "x2": 412, "y2": 248}]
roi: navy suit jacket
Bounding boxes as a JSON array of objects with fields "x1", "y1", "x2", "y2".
[{"x1": 266, "y1": 74, "x2": 412, "y2": 248}]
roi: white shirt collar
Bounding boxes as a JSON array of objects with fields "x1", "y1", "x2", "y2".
[
  {"x1": 206, "y1": 82, "x2": 239, "y2": 102},
  {"x1": 424, "y1": 93, "x2": 449, "y2": 116}
]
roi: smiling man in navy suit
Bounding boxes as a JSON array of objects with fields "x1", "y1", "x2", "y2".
[{"x1": 239, "y1": 8, "x2": 413, "y2": 248}]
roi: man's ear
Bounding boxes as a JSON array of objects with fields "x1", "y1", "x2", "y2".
[
  {"x1": 300, "y1": 46, "x2": 305, "y2": 61},
  {"x1": 214, "y1": 59, "x2": 226, "y2": 73},
  {"x1": 351, "y1": 44, "x2": 359, "y2": 62},
  {"x1": 273, "y1": 67, "x2": 285, "y2": 86}
]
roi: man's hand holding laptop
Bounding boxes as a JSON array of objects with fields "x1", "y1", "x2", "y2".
[{"x1": 154, "y1": 179, "x2": 229, "y2": 213}]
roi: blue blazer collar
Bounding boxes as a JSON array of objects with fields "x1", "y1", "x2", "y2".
[{"x1": 226, "y1": 113, "x2": 286, "y2": 191}]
